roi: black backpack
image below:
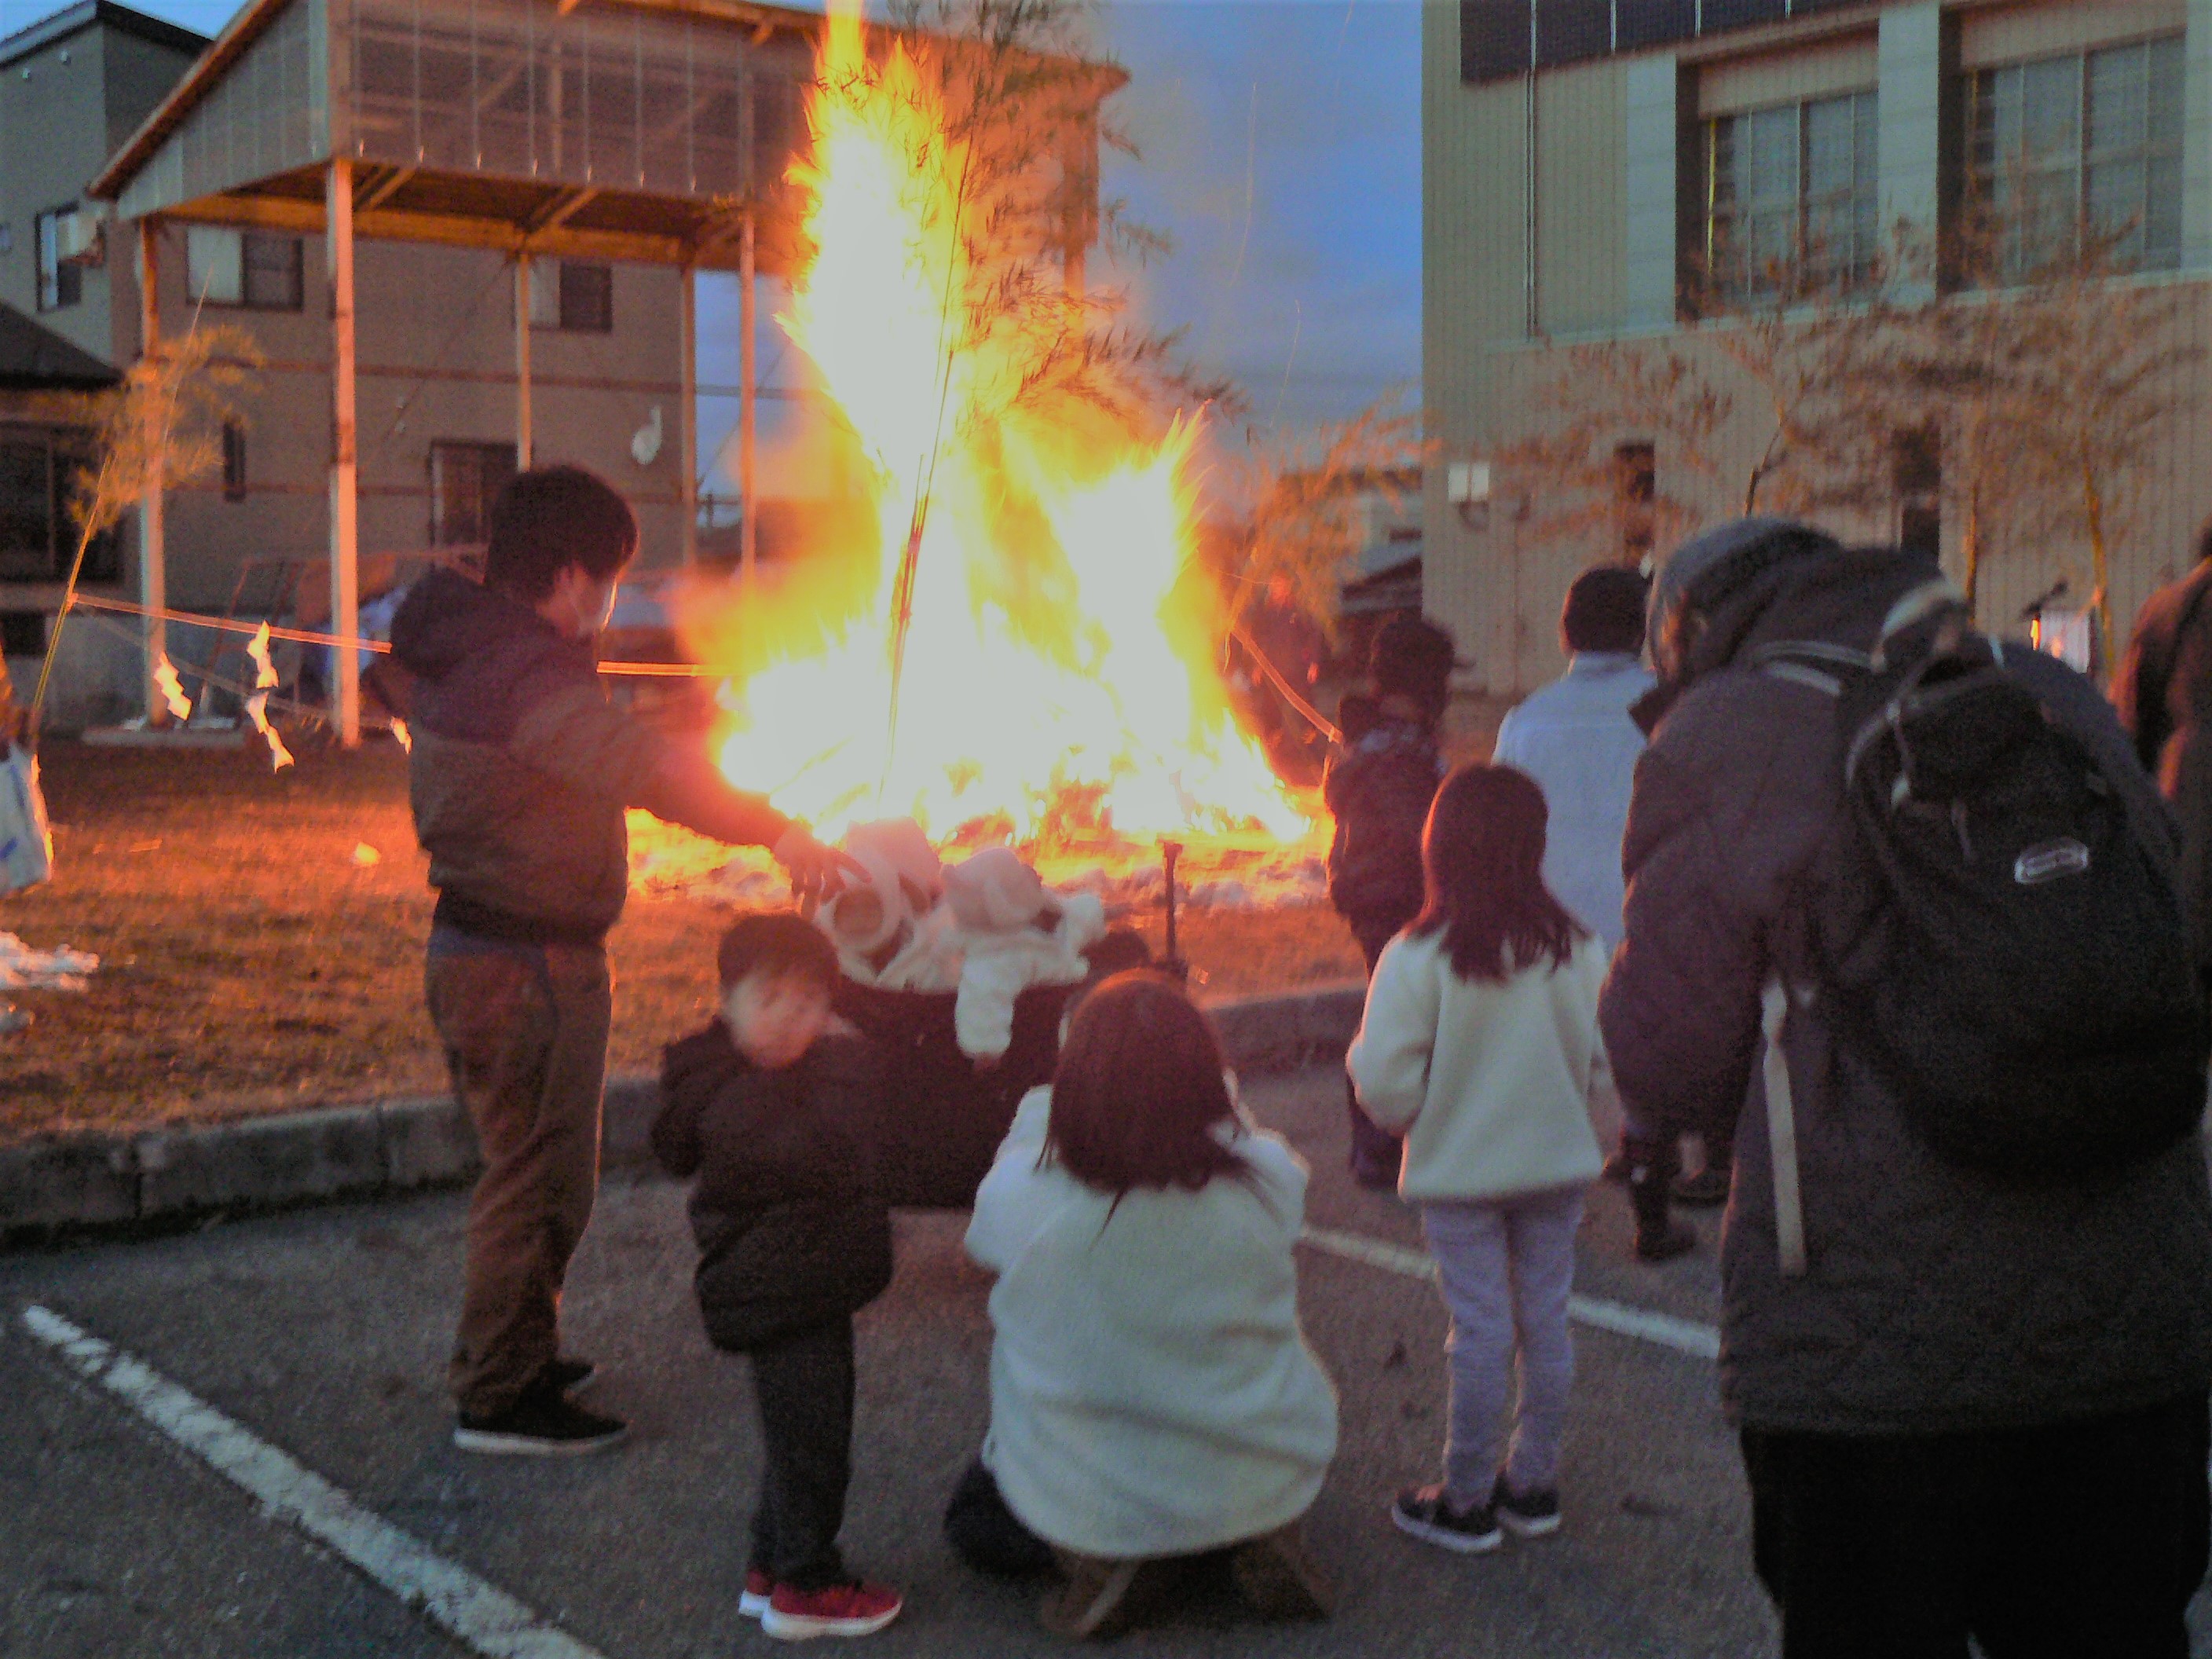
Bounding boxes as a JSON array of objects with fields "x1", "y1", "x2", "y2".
[{"x1": 1765, "y1": 591, "x2": 2210, "y2": 1181}]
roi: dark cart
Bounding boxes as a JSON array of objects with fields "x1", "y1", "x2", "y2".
[{"x1": 833, "y1": 978, "x2": 1081, "y2": 1210}]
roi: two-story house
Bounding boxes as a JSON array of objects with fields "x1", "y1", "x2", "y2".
[{"x1": 2, "y1": 0, "x2": 699, "y2": 729}]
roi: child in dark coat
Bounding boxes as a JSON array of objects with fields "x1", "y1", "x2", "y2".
[
  {"x1": 1324, "y1": 617, "x2": 1456, "y2": 1188},
  {"x1": 653, "y1": 913, "x2": 903, "y2": 1642}
]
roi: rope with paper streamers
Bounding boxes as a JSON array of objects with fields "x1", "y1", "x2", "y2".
[
  {"x1": 70, "y1": 604, "x2": 360, "y2": 771},
  {"x1": 62, "y1": 594, "x2": 712, "y2": 775},
  {"x1": 62, "y1": 594, "x2": 718, "y2": 676},
  {"x1": 242, "y1": 622, "x2": 295, "y2": 770}
]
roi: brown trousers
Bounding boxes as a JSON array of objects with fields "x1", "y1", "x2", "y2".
[{"x1": 426, "y1": 939, "x2": 613, "y2": 1418}]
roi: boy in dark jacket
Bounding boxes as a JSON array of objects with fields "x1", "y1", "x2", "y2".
[
  {"x1": 1324, "y1": 617, "x2": 1454, "y2": 1188},
  {"x1": 654, "y1": 913, "x2": 904, "y2": 1642},
  {"x1": 376, "y1": 465, "x2": 856, "y2": 1458}
]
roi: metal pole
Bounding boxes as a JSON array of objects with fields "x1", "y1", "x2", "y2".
[
  {"x1": 1160, "y1": 840, "x2": 1188, "y2": 983},
  {"x1": 135, "y1": 218, "x2": 166, "y2": 726},
  {"x1": 740, "y1": 211, "x2": 757, "y2": 598},
  {"x1": 515, "y1": 251, "x2": 534, "y2": 471},
  {"x1": 679, "y1": 262, "x2": 698, "y2": 565},
  {"x1": 328, "y1": 159, "x2": 361, "y2": 747}
]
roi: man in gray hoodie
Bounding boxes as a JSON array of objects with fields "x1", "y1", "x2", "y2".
[{"x1": 1599, "y1": 518, "x2": 2212, "y2": 1656}]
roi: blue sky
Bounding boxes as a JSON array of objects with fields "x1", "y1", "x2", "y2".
[
  {"x1": 1101, "y1": 2, "x2": 1421, "y2": 432},
  {"x1": 14, "y1": 0, "x2": 1421, "y2": 484}
]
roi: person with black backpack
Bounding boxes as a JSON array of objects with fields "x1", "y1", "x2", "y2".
[
  {"x1": 1325, "y1": 617, "x2": 1456, "y2": 1188},
  {"x1": 1599, "y1": 517, "x2": 2212, "y2": 1658}
]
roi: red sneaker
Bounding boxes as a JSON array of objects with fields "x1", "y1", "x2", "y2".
[
  {"x1": 761, "y1": 1580, "x2": 903, "y2": 1641},
  {"x1": 740, "y1": 1569, "x2": 775, "y2": 1621}
]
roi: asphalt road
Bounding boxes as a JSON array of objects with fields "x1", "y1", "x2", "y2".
[{"x1": 2, "y1": 1067, "x2": 2200, "y2": 1659}]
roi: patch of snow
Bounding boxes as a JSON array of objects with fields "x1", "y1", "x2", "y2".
[{"x1": 0, "y1": 932, "x2": 98, "y2": 991}]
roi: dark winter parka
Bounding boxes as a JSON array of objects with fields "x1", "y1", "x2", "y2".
[
  {"x1": 2116, "y1": 558, "x2": 2212, "y2": 976},
  {"x1": 653, "y1": 1023, "x2": 893, "y2": 1353},
  {"x1": 1599, "y1": 522, "x2": 2212, "y2": 1436},
  {"x1": 382, "y1": 568, "x2": 789, "y2": 944},
  {"x1": 1323, "y1": 700, "x2": 1443, "y2": 945}
]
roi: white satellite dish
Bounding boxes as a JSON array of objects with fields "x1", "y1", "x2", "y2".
[{"x1": 631, "y1": 405, "x2": 665, "y2": 467}]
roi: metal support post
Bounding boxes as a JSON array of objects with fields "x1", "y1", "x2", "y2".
[
  {"x1": 515, "y1": 251, "x2": 535, "y2": 471},
  {"x1": 328, "y1": 159, "x2": 361, "y2": 747},
  {"x1": 739, "y1": 212, "x2": 758, "y2": 598},
  {"x1": 679, "y1": 262, "x2": 698, "y2": 565},
  {"x1": 136, "y1": 218, "x2": 166, "y2": 726}
]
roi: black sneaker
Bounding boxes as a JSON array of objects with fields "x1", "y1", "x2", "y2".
[
  {"x1": 542, "y1": 1355, "x2": 598, "y2": 1397},
  {"x1": 453, "y1": 1390, "x2": 628, "y2": 1456},
  {"x1": 1391, "y1": 1485, "x2": 1501, "y2": 1555},
  {"x1": 1492, "y1": 1482, "x2": 1562, "y2": 1540},
  {"x1": 1633, "y1": 1218, "x2": 1697, "y2": 1263},
  {"x1": 1671, "y1": 1166, "x2": 1731, "y2": 1208}
]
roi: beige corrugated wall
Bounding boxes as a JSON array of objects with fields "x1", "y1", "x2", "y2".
[{"x1": 1425, "y1": 0, "x2": 2212, "y2": 696}]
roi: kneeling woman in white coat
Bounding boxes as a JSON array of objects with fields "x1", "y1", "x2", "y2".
[{"x1": 961, "y1": 972, "x2": 1341, "y2": 1639}]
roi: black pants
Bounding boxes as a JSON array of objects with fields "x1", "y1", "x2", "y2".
[
  {"x1": 1741, "y1": 1392, "x2": 2210, "y2": 1659},
  {"x1": 1344, "y1": 920, "x2": 1408, "y2": 1182},
  {"x1": 747, "y1": 1317, "x2": 855, "y2": 1591},
  {"x1": 943, "y1": 1458, "x2": 1056, "y2": 1578}
]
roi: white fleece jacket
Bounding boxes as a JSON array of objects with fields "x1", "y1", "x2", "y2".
[
  {"x1": 954, "y1": 892, "x2": 1105, "y2": 1059},
  {"x1": 965, "y1": 1088, "x2": 1340, "y2": 1558},
  {"x1": 1346, "y1": 928, "x2": 1609, "y2": 1202}
]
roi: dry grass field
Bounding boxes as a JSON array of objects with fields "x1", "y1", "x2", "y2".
[{"x1": 1, "y1": 740, "x2": 1368, "y2": 1143}]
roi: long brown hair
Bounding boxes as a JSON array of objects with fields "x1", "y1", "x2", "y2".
[
  {"x1": 1411, "y1": 764, "x2": 1584, "y2": 982},
  {"x1": 1046, "y1": 972, "x2": 1247, "y2": 1202}
]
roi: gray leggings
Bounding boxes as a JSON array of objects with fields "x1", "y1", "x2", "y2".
[{"x1": 1421, "y1": 1186, "x2": 1584, "y2": 1508}]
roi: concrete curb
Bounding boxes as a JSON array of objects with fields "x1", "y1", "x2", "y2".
[{"x1": 0, "y1": 983, "x2": 1365, "y2": 1246}]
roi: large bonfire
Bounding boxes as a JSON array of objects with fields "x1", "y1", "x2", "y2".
[{"x1": 679, "y1": 3, "x2": 1314, "y2": 873}]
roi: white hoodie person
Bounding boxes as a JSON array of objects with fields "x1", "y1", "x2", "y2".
[
  {"x1": 964, "y1": 976, "x2": 1339, "y2": 1573},
  {"x1": 943, "y1": 847, "x2": 1104, "y2": 1064}
]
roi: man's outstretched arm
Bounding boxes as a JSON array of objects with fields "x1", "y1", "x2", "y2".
[{"x1": 510, "y1": 676, "x2": 860, "y2": 893}]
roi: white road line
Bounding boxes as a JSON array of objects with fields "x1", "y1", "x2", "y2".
[
  {"x1": 20, "y1": 1304, "x2": 612, "y2": 1659},
  {"x1": 1298, "y1": 1226, "x2": 1723, "y2": 1362}
]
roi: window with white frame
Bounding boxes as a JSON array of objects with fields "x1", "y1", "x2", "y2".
[
  {"x1": 430, "y1": 441, "x2": 518, "y2": 546},
  {"x1": 185, "y1": 226, "x2": 304, "y2": 310},
  {"x1": 0, "y1": 426, "x2": 117, "y2": 582},
  {"x1": 526, "y1": 260, "x2": 614, "y2": 333},
  {"x1": 222, "y1": 422, "x2": 248, "y2": 502},
  {"x1": 1968, "y1": 35, "x2": 2184, "y2": 280},
  {"x1": 35, "y1": 207, "x2": 82, "y2": 311},
  {"x1": 1701, "y1": 89, "x2": 1878, "y2": 300}
]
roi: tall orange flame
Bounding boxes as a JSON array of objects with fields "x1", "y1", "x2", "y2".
[{"x1": 702, "y1": 4, "x2": 1309, "y2": 850}]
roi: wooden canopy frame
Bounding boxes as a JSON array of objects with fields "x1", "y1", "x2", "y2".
[{"x1": 90, "y1": 0, "x2": 1117, "y2": 743}]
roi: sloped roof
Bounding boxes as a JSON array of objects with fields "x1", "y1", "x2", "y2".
[
  {"x1": 89, "y1": 0, "x2": 835, "y2": 207},
  {"x1": 0, "y1": 302, "x2": 120, "y2": 392},
  {"x1": 89, "y1": 0, "x2": 1127, "y2": 276}
]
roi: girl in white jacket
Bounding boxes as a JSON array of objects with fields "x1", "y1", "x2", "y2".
[
  {"x1": 1347, "y1": 763, "x2": 1607, "y2": 1555},
  {"x1": 964, "y1": 972, "x2": 1339, "y2": 1639}
]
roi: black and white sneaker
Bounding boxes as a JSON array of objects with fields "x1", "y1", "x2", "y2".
[
  {"x1": 453, "y1": 1391, "x2": 628, "y2": 1456},
  {"x1": 1492, "y1": 1482, "x2": 1562, "y2": 1540},
  {"x1": 541, "y1": 1355, "x2": 598, "y2": 1397},
  {"x1": 1391, "y1": 1485, "x2": 1502, "y2": 1554}
]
